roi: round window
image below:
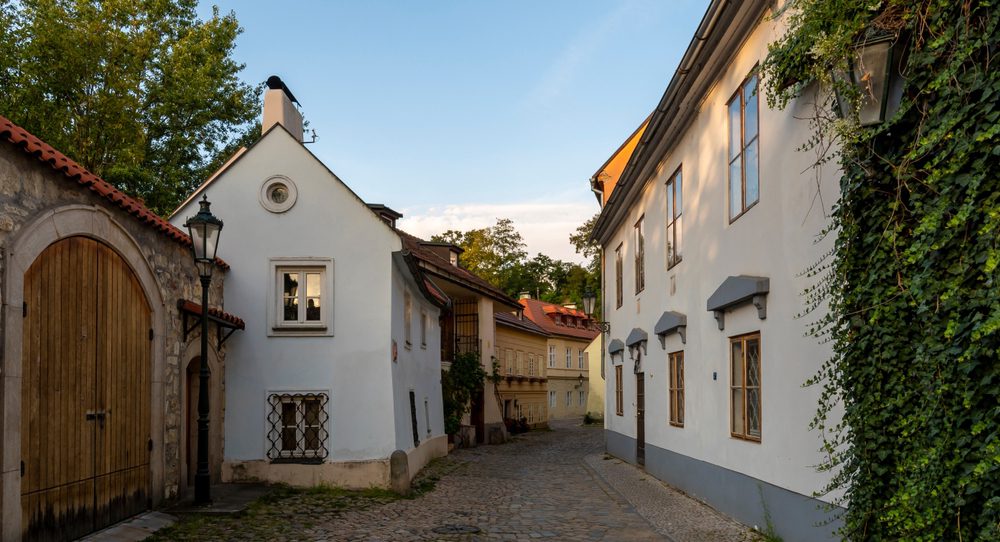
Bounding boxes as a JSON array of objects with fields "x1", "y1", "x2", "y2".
[{"x1": 259, "y1": 176, "x2": 297, "y2": 213}]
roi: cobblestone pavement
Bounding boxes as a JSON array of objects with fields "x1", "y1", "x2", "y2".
[{"x1": 312, "y1": 420, "x2": 755, "y2": 542}]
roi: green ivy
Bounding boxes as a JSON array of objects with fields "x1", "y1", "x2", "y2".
[
  {"x1": 763, "y1": 1, "x2": 999, "y2": 540},
  {"x1": 441, "y1": 352, "x2": 488, "y2": 436}
]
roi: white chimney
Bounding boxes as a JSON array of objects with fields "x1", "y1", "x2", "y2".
[{"x1": 262, "y1": 75, "x2": 304, "y2": 142}]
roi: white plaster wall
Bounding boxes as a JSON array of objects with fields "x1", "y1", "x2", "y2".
[
  {"x1": 388, "y1": 260, "x2": 445, "y2": 452},
  {"x1": 602, "y1": 12, "x2": 841, "y2": 503},
  {"x1": 170, "y1": 128, "x2": 401, "y2": 462}
]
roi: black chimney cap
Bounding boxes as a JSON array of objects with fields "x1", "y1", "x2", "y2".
[{"x1": 266, "y1": 75, "x2": 300, "y2": 105}]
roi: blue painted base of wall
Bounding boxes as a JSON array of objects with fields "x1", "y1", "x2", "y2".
[{"x1": 605, "y1": 430, "x2": 843, "y2": 542}]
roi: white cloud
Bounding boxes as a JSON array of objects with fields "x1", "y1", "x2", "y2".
[{"x1": 398, "y1": 199, "x2": 599, "y2": 264}]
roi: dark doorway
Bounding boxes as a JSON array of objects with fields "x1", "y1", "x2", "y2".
[
  {"x1": 471, "y1": 387, "x2": 485, "y2": 444},
  {"x1": 636, "y1": 372, "x2": 645, "y2": 466}
]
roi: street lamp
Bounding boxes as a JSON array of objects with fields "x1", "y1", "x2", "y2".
[
  {"x1": 582, "y1": 290, "x2": 609, "y2": 333},
  {"x1": 184, "y1": 195, "x2": 223, "y2": 506},
  {"x1": 576, "y1": 373, "x2": 585, "y2": 389},
  {"x1": 832, "y1": 33, "x2": 904, "y2": 126}
]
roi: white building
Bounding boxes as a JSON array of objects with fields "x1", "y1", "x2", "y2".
[
  {"x1": 590, "y1": 2, "x2": 843, "y2": 540},
  {"x1": 169, "y1": 77, "x2": 447, "y2": 488}
]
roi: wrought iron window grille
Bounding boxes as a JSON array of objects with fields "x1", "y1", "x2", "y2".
[{"x1": 266, "y1": 393, "x2": 330, "y2": 464}]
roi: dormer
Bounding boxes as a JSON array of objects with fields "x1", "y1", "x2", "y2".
[
  {"x1": 366, "y1": 204, "x2": 402, "y2": 229},
  {"x1": 420, "y1": 242, "x2": 464, "y2": 267}
]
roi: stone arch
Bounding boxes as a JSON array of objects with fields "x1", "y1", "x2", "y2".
[{"x1": 1, "y1": 204, "x2": 168, "y2": 539}]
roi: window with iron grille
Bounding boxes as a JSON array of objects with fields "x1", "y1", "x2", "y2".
[
  {"x1": 267, "y1": 393, "x2": 329, "y2": 463},
  {"x1": 730, "y1": 334, "x2": 761, "y2": 441},
  {"x1": 669, "y1": 351, "x2": 684, "y2": 427}
]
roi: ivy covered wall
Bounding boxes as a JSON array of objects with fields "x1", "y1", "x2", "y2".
[{"x1": 764, "y1": 1, "x2": 999, "y2": 539}]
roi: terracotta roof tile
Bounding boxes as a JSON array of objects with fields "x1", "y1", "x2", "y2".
[
  {"x1": 519, "y1": 298, "x2": 599, "y2": 341},
  {"x1": 178, "y1": 299, "x2": 245, "y2": 329},
  {"x1": 495, "y1": 310, "x2": 551, "y2": 337},
  {"x1": 0, "y1": 115, "x2": 229, "y2": 270}
]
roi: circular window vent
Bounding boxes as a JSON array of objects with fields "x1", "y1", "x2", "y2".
[{"x1": 259, "y1": 176, "x2": 297, "y2": 213}]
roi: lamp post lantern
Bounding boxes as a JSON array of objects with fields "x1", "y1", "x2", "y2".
[
  {"x1": 184, "y1": 195, "x2": 223, "y2": 505},
  {"x1": 833, "y1": 33, "x2": 904, "y2": 126}
]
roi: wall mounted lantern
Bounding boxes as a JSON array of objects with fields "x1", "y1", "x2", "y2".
[
  {"x1": 184, "y1": 195, "x2": 223, "y2": 506},
  {"x1": 833, "y1": 33, "x2": 905, "y2": 126}
]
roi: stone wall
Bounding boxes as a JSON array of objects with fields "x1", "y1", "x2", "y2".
[{"x1": 0, "y1": 143, "x2": 229, "y2": 506}]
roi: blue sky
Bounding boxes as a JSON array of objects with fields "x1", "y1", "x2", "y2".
[{"x1": 198, "y1": 1, "x2": 708, "y2": 262}]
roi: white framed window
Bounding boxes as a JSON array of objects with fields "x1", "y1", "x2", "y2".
[
  {"x1": 578, "y1": 349, "x2": 584, "y2": 369},
  {"x1": 579, "y1": 390, "x2": 585, "y2": 406},
  {"x1": 404, "y1": 291, "x2": 413, "y2": 348},
  {"x1": 424, "y1": 398, "x2": 431, "y2": 436},
  {"x1": 565, "y1": 390, "x2": 572, "y2": 407},
  {"x1": 420, "y1": 310, "x2": 428, "y2": 348},
  {"x1": 516, "y1": 351, "x2": 524, "y2": 375},
  {"x1": 548, "y1": 345, "x2": 555, "y2": 367},
  {"x1": 528, "y1": 354, "x2": 535, "y2": 376},
  {"x1": 268, "y1": 258, "x2": 334, "y2": 336},
  {"x1": 565, "y1": 347, "x2": 572, "y2": 368},
  {"x1": 549, "y1": 390, "x2": 556, "y2": 408},
  {"x1": 266, "y1": 392, "x2": 329, "y2": 462},
  {"x1": 506, "y1": 349, "x2": 514, "y2": 375}
]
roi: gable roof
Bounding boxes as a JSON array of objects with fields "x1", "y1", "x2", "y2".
[
  {"x1": 495, "y1": 310, "x2": 551, "y2": 337},
  {"x1": 397, "y1": 229, "x2": 521, "y2": 310},
  {"x1": 0, "y1": 114, "x2": 229, "y2": 270},
  {"x1": 519, "y1": 297, "x2": 600, "y2": 341}
]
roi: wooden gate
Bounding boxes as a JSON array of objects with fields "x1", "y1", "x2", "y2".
[
  {"x1": 636, "y1": 373, "x2": 645, "y2": 466},
  {"x1": 21, "y1": 237, "x2": 152, "y2": 540}
]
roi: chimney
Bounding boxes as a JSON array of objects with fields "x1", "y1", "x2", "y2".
[
  {"x1": 263, "y1": 75, "x2": 304, "y2": 142},
  {"x1": 519, "y1": 292, "x2": 531, "y2": 300}
]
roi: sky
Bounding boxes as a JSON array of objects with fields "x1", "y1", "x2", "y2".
[{"x1": 196, "y1": 1, "x2": 708, "y2": 263}]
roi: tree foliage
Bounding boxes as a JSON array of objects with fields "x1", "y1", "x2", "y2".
[
  {"x1": 764, "y1": 1, "x2": 1000, "y2": 539},
  {"x1": 0, "y1": 0, "x2": 260, "y2": 215},
  {"x1": 432, "y1": 217, "x2": 599, "y2": 308}
]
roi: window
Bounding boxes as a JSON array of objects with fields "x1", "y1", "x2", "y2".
[
  {"x1": 266, "y1": 392, "x2": 329, "y2": 462},
  {"x1": 615, "y1": 365, "x2": 624, "y2": 416},
  {"x1": 549, "y1": 390, "x2": 556, "y2": 408},
  {"x1": 728, "y1": 71, "x2": 760, "y2": 221},
  {"x1": 269, "y1": 258, "x2": 333, "y2": 335},
  {"x1": 506, "y1": 349, "x2": 514, "y2": 375},
  {"x1": 666, "y1": 167, "x2": 683, "y2": 268},
  {"x1": 565, "y1": 391, "x2": 572, "y2": 407},
  {"x1": 528, "y1": 354, "x2": 535, "y2": 376},
  {"x1": 424, "y1": 398, "x2": 431, "y2": 436},
  {"x1": 420, "y1": 310, "x2": 428, "y2": 348},
  {"x1": 730, "y1": 334, "x2": 762, "y2": 441},
  {"x1": 565, "y1": 347, "x2": 572, "y2": 368},
  {"x1": 669, "y1": 351, "x2": 684, "y2": 427},
  {"x1": 634, "y1": 217, "x2": 645, "y2": 294},
  {"x1": 516, "y1": 351, "x2": 524, "y2": 375},
  {"x1": 578, "y1": 390, "x2": 585, "y2": 406},
  {"x1": 403, "y1": 292, "x2": 412, "y2": 348},
  {"x1": 578, "y1": 349, "x2": 584, "y2": 369},
  {"x1": 548, "y1": 345, "x2": 556, "y2": 367},
  {"x1": 615, "y1": 244, "x2": 623, "y2": 309}
]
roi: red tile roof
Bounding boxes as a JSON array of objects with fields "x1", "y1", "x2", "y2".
[
  {"x1": 0, "y1": 115, "x2": 229, "y2": 270},
  {"x1": 177, "y1": 299, "x2": 245, "y2": 329},
  {"x1": 398, "y1": 229, "x2": 520, "y2": 309},
  {"x1": 495, "y1": 310, "x2": 551, "y2": 337},
  {"x1": 519, "y1": 298, "x2": 600, "y2": 341}
]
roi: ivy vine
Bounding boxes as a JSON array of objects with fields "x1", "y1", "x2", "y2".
[
  {"x1": 441, "y1": 352, "x2": 488, "y2": 436},
  {"x1": 763, "y1": 1, "x2": 999, "y2": 540}
]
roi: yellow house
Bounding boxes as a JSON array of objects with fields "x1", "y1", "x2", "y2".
[
  {"x1": 494, "y1": 311, "x2": 551, "y2": 429},
  {"x1": 519, "y1": 296, "x2": 600, "y2": 420},
  {"x1": 584, "y1": 335, "x2": 605, "y2": 420}
]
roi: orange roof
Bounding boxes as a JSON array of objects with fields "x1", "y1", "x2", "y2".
[
  {"x1": 519, "y1": 298, "x2": 599, "y2": 341},
  {"x1": 0, "y1": 114, "x2": 229, "y2": 270},
  {"x1": 177, "y1": 299, "x2": 245, "y2": 329}
]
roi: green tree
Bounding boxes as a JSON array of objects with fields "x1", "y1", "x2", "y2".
[
  {"x1": 0, "y1": 0, "x2": 259, "y2": 215},
  {"x1": 569, "y1": 212, "x2": 600, "y2": 271},
  {"x1": 431, "y1": 218, "x2": 527, "y2": 290}
]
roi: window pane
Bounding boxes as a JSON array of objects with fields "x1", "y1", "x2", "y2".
[
  {"x1": 732, "y1": 388, "x2": 744, "y2": 434},
  {"x1": 675, "y1": 215, "x2": 683, "y2": 263},
  {"x1": 730, "y1": 159, "x2": 742, "y2": 219},
  {"x1": 306, "y1": 297, "x2": 321, "y2": 321},
  {"x1": 731, "y1": 340, "x2": 743, "y2": 384},
  {"x1": 744, "y1": 75, "x2": 758, "y2": 141},
  {"x1": 678, "y1": 390, "x2": 684, "y2": 424},
  {"x1": 748, "y1": 388, "x2": 761, "y2": 437},
  {"x1": 745, "y1": 139, "x2": 759, "y2": 207},
  {"x1": 283, "y1": 297, "x2": 299, "y2": 321},
  {"x1": 283, "y1": 272, "x2": 299, "y2": 297},
  {"x1": 728, "y1": 98, "x2": 742, "y2": 161},
  {"x1": 666, "y1": 182, "x2": 674, "y2": 222},
  {"x1": 304, "y1": 427, "x2": 319, "y2": 450},
  {"x1": 306, "y1": 273, "x2": 321, "y2": 297},
  {"x1": 281, "y1": 402, "x2": 297, "y2": 451},
  {"x1": 675, "y1": 172, "x2": 683, "y2": 215},
  {"x1": 746, "y1": 338, "x2": 760, "y2": 387},
  {"x1": 304, "y1": 399, "x2": 320, "y2": 425}
]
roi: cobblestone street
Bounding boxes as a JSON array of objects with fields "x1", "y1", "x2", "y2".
[{"x1": 153, "y1": 420, "x2": 756, "y2": 541}]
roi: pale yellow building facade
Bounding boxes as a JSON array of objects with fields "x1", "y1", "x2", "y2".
[{"x1": 494, "y1": 312, "x2": 550, "y2": 428}]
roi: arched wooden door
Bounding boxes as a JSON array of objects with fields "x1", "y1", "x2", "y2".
[{"x1": 20, "y1": 236, "x2": 152, "y2": 541}]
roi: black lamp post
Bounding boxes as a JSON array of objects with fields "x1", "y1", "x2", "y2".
[
  {"x1": 184, "y1": 195, "x2": 223, "y2": 506},
  {"x1": 583, "y1": 289, "x2": 610, "y2": 380}
]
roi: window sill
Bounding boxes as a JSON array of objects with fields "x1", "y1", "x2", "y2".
[
  {"x1": 669, "y1": 421, "x2": 684, "y2": 428},
  {"x1": 269, "y1": 325, "x2": 332, "y2": 337},
  {"x1": 667, "y1": 259, "x2": 682, "y2": 271},
  {"x1": 730, "y1": 433, "x2": 761, "y2": 443},
  {"x1": 728, "y1": 200, "x2": 760, "y2": 224},
  {"x1": 269, "y1": 457, "x2": 326, "y2": 465}
]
